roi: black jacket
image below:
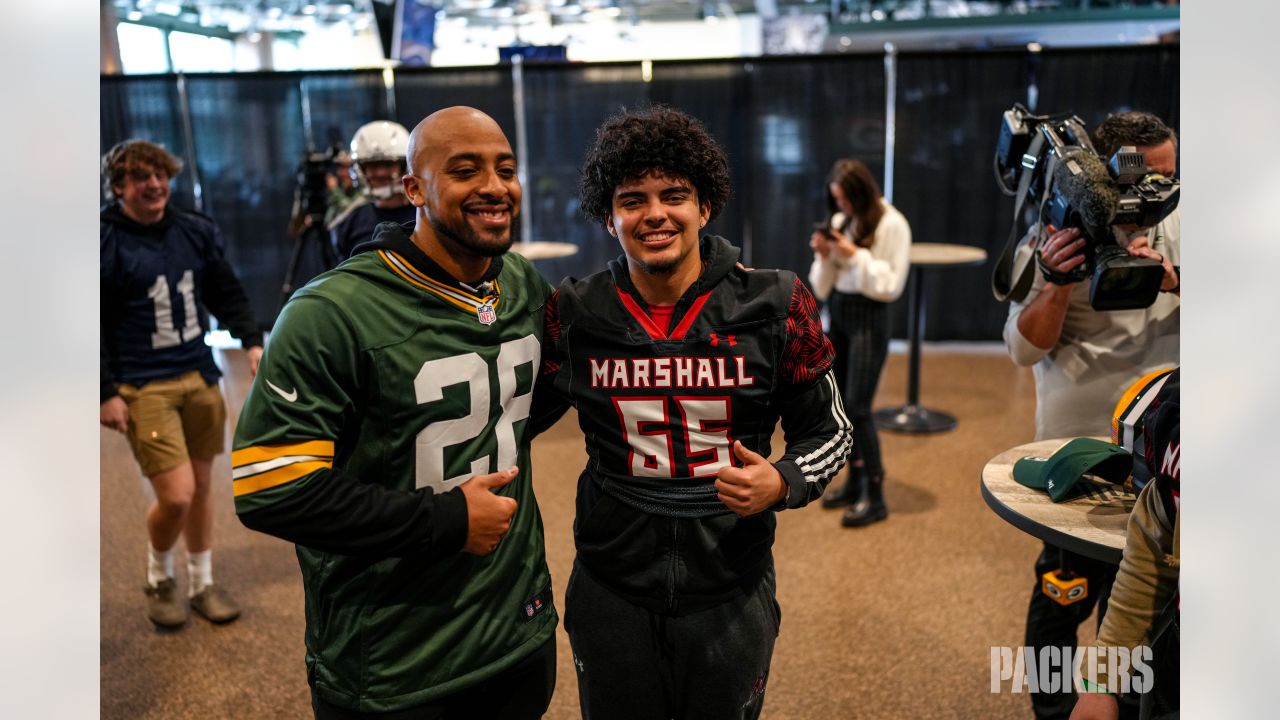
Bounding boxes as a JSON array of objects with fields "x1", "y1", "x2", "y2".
[{"x1": 543, "y1": 235, "x2": 852, "y2": 613}]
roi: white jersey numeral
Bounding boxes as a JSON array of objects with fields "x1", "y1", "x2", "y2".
[
  {"x1": 412, "y1": 335, "x2": 539, "y2": 492},
  {"x1": 614, "y1": 396, "x2": 732, "y2": 479},
  {"x1": 677, "y1": 397, "x2": 733, "y2": 477},
  {"x1": 148, "y1": 271, "x2": 201, "y2": 349},
  {"x1": 614, "y1": 398, "x2": 674, "y2": 478}
]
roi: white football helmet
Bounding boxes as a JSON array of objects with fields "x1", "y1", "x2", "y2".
[{"x1": 350, "y1": 121, "x2": 409, "y2": 200}]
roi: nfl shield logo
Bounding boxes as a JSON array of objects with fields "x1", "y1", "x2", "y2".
[{"x1": 476, "y1": 303, "x2": 497, "y2": 325}]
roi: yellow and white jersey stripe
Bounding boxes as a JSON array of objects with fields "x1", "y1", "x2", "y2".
[
  {"x1": 232, "y1": 440, "x2": 334, "y2": 497},
  {"x1": 379, "y1": 249, "x2": 501, "y2": 315}
]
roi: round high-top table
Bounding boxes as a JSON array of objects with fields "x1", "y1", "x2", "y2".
[
  {"x1": 980, "y1": 438, "x2": 1136, "y2": 564},
  {"x1": 873, "y1": 242, "x2": 988, "y2": 433},
  {"x1": 509, "y1": 241, "x2": 578, "y2": 260}
]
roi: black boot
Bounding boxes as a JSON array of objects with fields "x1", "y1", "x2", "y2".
[
  {"x1": 821, "y1": 472, "x2": 862, "y2": 509},
  {"x1": 841, "y1": 475, "x2": 887, "y2": 527}
]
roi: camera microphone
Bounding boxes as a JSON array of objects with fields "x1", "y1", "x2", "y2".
[{"x1": 1051, "y1": 149, "x2": 1118, "y2": 230}]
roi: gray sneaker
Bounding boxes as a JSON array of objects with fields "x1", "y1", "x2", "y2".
[
  {"x1": 144, "y1": 578, "x2": 188, "y2": 628},
  {"x1": 190, "y1": 584, "x2": 241, "y2": 624}
]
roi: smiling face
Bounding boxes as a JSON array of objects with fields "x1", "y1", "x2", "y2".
[
  {"x1": 404, "y1": 109, "x2": 521, "y2": 259},
  {"x1": 608, "y1": 172, "x2": 709, "y2": 278},
  {"x1": 113, "y1": 162, "x2": 171, "y2": 225}
]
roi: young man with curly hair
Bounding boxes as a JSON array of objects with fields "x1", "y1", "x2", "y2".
[
  {"x1": 100, "y1": 139, "x2": 263, "y2": 628},
  {"x1": 538, "y1": 106, "x2": 852, "y2": 719}
]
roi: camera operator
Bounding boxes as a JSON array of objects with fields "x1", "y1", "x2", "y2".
[
  {"x1": 1004, "y1": 111, "x2": 1179, "y2": 720},
  {"x1": 323, "y1": 149, "x2": 361, "y2": 227},
  {"x1": 329, "y1": 120, "x2": 416, "y2": 261}
]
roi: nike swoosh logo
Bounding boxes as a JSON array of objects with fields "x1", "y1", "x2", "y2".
[{"x1": 265, "y1": 379, "x2": 298, "y2": 403}]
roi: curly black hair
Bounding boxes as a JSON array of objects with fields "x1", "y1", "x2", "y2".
[
  {"x1": 1091, "y1": 111, "x2": 1177, "y2": 159},
  {"x1": 579, "y1": 105, "x2": 731, "y2": 227}
]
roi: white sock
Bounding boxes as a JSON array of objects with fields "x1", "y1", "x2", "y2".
[
  {"x1": 147, "y1": 543, "x2": 174, "y2": 587},
  {"x1": 187, "y1": 550, "x2": 213, "y2": 597}
]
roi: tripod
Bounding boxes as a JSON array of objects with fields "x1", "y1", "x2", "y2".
[{"x1": 280, "y1": 212, "x2": 337, "y2": 310}]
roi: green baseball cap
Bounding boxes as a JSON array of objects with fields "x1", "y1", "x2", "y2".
[{"x1": 1013, "y1": 438, "x2": 1132, "y2": 502}]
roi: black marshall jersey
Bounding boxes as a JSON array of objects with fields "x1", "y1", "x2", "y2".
[{"x1": 542, "y1": 235, "x2": 852, "y2": 613}]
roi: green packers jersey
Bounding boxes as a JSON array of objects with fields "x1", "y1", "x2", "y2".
[{"x1": 232, "y1": 228, "x2": 556, "y2": 712}]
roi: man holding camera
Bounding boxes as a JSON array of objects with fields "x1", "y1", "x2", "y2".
[
  {"x1": 1003, "y1": 110, "x2": 1180, "y2": 720},
  {"x1": 329, "y1": 120, "x2": 417, "y2": 261}
]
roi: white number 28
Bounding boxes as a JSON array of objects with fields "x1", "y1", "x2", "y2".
[{"x1": 412, "y1": 335, "x2": 539, "y2": 492}]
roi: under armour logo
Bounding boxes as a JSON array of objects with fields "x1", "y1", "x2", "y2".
[{"x1": 710, "y1": 333, "x2": 737, "y2": 347}]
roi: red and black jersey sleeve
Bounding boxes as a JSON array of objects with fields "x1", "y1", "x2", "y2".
[
  {"x1": 780, "y1": 277, "x2": 834, "y2": 388},
  {"x1": 541, "y1": 289, "x2": 563, "y2": 378},
  {"x1": 770, "y1": 278, "x2": 850, "y2": 508},
  {"x1": 528, "y1": 289, "x2": 571, "y2": 438}
]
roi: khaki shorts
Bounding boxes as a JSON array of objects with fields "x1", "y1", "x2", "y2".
[{"x1": 118, "y1": 370, "x2": 227, "y2": 477}]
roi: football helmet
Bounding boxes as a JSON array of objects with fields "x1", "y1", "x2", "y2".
[{"x1": 350, "y1": 121, "x2": 409, "y2": 201}]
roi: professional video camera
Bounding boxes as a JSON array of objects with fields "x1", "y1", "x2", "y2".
[
  {"x1": 282, "y1": 144, "x2": 343, "y2": 306},
  {"x1": 294, "y1": 144, "x2": 342, "y2": 226},
  {"x1": 992, "y1": 104, "x2": 1179, "y2": 311}
]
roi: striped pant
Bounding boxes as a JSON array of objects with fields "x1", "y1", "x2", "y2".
[{"x1": 827, "y1": 291, "x2": 890, "y2": 479}]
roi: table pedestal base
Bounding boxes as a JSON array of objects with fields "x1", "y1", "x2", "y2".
[{"x1": 873, "y1": 404, "x2": 957, "y2": 433}]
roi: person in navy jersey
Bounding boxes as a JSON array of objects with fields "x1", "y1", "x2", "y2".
[{"x1": 100, "y1": 139, "x2": 263, "y2": 628}]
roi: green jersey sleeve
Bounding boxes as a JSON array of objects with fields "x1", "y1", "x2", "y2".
[{"x1": 232, "y1": 293, "x2": 468, "y2": 558}]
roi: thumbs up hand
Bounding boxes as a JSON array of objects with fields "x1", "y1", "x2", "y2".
[
  {"x1": 460, "y1": 466, "x2": 520, "y2": 556},
  {"x1": 715, "y1": 441, "x2": 788, "y2": 517}
]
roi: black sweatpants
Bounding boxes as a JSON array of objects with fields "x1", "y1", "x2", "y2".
[
  {"x1": 827, "y1": 291, "x2": 890, "y2": 479},
  {"x1": 1025, "y1": 542, "x2": 1138, "y2": 720},
  {"x1": 310, "y1": 638, "x2": 556, "y2": 720},
  {"x1": 564, "y1": 561, "x2": 781, "y2": 720}
]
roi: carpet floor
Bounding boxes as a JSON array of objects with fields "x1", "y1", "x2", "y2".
[{"x1": 101, "y1": 346, "x2": 1082, "y2": 719}]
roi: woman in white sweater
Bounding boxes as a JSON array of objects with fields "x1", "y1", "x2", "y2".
[{"x1": 808, "y1": 159, "x2": 911, "y2": 528}]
